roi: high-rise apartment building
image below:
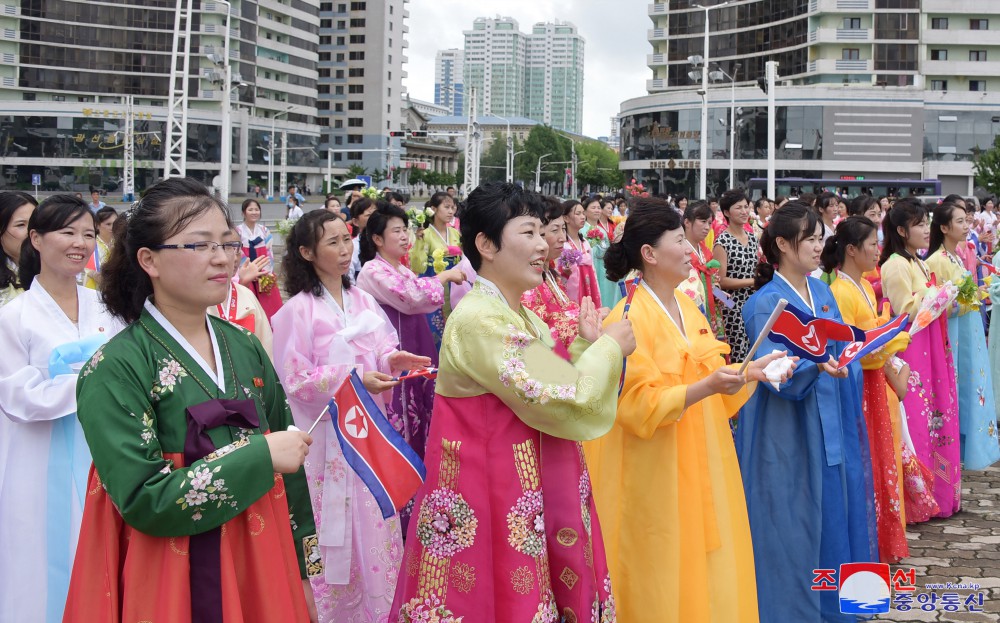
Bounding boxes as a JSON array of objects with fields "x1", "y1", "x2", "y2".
[
  {"x1": 463, "y1": 16, "x2": 527, "y2": 120},
  {"x1": 621, "y1": 0, "x2": 1000, "y2": 197},
  {"x1": 434, "y1": 48, "x2": 464, "y2": 116},
  {"x1": 525, "y1": 21, "x2": 584, "y2": 134},
  {"x1": 0, "y1": 0, "x2": 326, "y2": 196},
  {"x1": 462, "y1": 16, "x2": 584, "y2": 134},
  {"x1": 318, "y1": 0, "x2": 409, "y2": 173}
]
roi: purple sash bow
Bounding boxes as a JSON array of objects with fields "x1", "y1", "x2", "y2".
[{"x1": 184, "y1": 399, "x2": 261, "y2": 623}]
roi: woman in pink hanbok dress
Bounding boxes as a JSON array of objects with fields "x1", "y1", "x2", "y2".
[
  {"x1": 560, "y1": 199, "x2": 602, "y2": 308},
  {"x1": 271, "y1": 210, "x2": 431, "y2": 623},
  {"x1": 880, "y1": 199, "x2": 961, "y2": 519}
]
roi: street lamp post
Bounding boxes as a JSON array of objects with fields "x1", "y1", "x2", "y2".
[
  {"x1": 709, "y1": 62, "x2": 741, "y2": 190},
  {"x1": 268, "y1": 104, "x2": 295, "y2": 200},
  {"x1": 536, "y1": 153, "x2": 551, "y2": 193},
  {"x1": 693, "y1": 2, "x2": 730, "y2": 199},
  {"x1": 214, "y1": 1, "x2": 232, "y2": 202}
]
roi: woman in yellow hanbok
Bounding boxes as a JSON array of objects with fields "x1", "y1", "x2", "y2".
[{"x1": 586, "y1": 197, "x2": 792, "y2": 623}]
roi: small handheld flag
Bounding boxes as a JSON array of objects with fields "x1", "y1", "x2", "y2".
[
  {"x1": 768, "y1": 303, "x2": 864, "y2": 363},
  {"x1": 328, "y1": 370, "x2": 426, "y2": 519},
  {"x1": 836, "y1": 314, "x2": 908, "y2": 369},
  {"x1": 738, "y1": 299, "x2": 788, "y2": 374},
  {"x1": 394, "y1": 367, "x2": 438, "y2": 382},
  {"x1": 85, "y1": 248, "x2": 100, "y2": 274},
  {"x1": 618, "y1": 275, "x2": 642, "y2": 396}
]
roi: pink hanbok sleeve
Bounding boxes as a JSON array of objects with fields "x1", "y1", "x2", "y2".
[
  {"x1": 351, "y1": 287, "x2": 402, "y2": 378},
  {"x1": 355, "y1": 258, "x2": 444, "y2": 315},
  {"x1": 271, "y1": 294, "x2": 358, "y2": 412}
]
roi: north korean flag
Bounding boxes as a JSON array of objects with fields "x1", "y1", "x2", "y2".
[
  {"x1": 836, "y1": 314, "x2": 908, "y2": 369},
  {"x1": 769, "y1": 303, "x2": 865, "y2": 363},
  {"x1": 328, "y1": 370, "x2": 426, "y2": 519}
]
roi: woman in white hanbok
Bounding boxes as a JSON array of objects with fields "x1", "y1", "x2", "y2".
[{"x1": 0, "y1": 195, "x2": 120, "y2": 623}]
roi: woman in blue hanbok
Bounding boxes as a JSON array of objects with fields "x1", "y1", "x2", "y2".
[
  {"x1": 736, "y1": 202, "x2": 877, "y2": 623},
  {"x1": 926, "y1": 201, "x2": 1000, "y2": 470}
]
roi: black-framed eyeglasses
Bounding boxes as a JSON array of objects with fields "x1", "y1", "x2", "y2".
[{"x1": 151, "y1": 241, "x2": 242, "y2": 256}]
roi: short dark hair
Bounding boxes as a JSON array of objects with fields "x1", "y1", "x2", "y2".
[
  {"x1": 94, "y1": 206, "x2": 118, "y2": 225},
  {"x1": 683, "y1": 200, "x2": 713, "y2": 223},
  {"x1": 241, "y1": 198, "x2": 261, "y2": 214},
  {"x1": 282, "y1": 209, "x2": 351, "y2": 298},
  {"x1": 101, "y1": 178, "x2": 231, "y2": 323},
  {"x1": 460, "y1": 182, "x2": 545, "y2": 272},
  {"x1": 847, "y1": 195, "x2": 877, "y2": 217},
  {"x1": 19, "y1": 194, "x2": 94, "y2": 290},
  {"x1": 0, "y1": 191, "x2": 37, "y2": 289},
  {"x1": 719, "y1": 189, "x2": 748, "y2": 215},
  {"x1": 350, "y1": 196, "x2": 373, "y2": 222},
  {"x1": 359, "y1": 201, "x2": 407, "y2": 264},
  {"x1": 605, "y1": 197, "x2": 681, "y2": 281},
  {"x1": 541, "y1": 196, "x2": 564, "y2": 225}
]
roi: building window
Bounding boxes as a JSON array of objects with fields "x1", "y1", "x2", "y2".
[
  {"x1": 350, "y1": 18, "x2": 365, "y2": 27},
  {"x1": 337, "y1": 20, "x2": 346, "y2": 29},
  {"x1": 349, "y1": 34, "x2": 365, "y2": 44},
  {"x1": 334, "y1": 153, "x2": 342, "y2": 161},
  {"x1": 335, "y1": 70, "x2": 344, "y2": 79},
  {"x1": 348, "y1": 84, "x2": 364, "y2": 93},
  {"x1": 842, "y1": 49, "x2": 860, "y2": 60},
  {"x1": 336, "y1": 36, "x2": 345, "y2": 45},
  {"x1": 970, "y1": 80, "x2": 987, "y2": 92},
  {"x1": 349, "y1": 51, "x2": 365, "y2": 60},
  {"x1": 348, "y1": 101, "x2": 364, "y2": 110},
  {"x1": 843, "y1": 18, "x2": 861, "y2": 29},
  {"x1": 930, "y1": 49, "x2": 947, "y2": 61},
  {"x1": 338, "y1": 4, "x2": 346, "y2": 11},
  {"x1": 336, "y1": 53, "x2": 345, "y2": 62},
  {"x1": 348, "y1": 134, "x2": 363, "y2": 144},
  {"x1": 970, "y1": 50, "x2": 988, "y2": 61},
  {"x1": 348, "y1": 152, "x2": 362, "y2": 160},
  {"x1": 335, "y1": 103, "x2": 344, "y2": 112},
  {"x1": 971, "y1": 19, "x2": 989, "y2": 30},
  {"x1": 930, "y1": 18, "x2": 948, "y2": 29},
  {"x1": 350, "y1": 1, "x2": 366, "y2": 9},
  {"x1": 334, "y1": 120, "x2": 343, "y2": 128},
  {"x1": 334, "y1": 86, "x2": 344, "y2": 94},
  {"x1": 348, "y1": 118, "x2": 363, "y2": 127},
  {"x1": 348, "y1": 68, "x2": 364, "y2": 77},
  {"x1": 931, "y1": 80, "x2": 948, "y2": 91}
]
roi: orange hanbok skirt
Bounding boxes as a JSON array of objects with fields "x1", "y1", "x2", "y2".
[{"x1": 63, "y1": 454, "x2": 309, "y2": 623}]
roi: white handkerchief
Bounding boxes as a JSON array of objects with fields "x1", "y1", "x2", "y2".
[{"x1": 762, "y1": 350, "x2": 794, "y2": 391}]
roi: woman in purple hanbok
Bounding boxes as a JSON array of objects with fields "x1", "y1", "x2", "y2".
[{"x1": 356, "y1": 202, "x2": 466, "y2": 462}]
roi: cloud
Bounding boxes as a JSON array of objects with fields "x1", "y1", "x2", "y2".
[{"x1": 404, "y1": 0, "x2": 650, "y2": 138}]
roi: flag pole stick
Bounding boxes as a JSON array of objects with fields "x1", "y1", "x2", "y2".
[
  {"x1": 306, "y1": 404, "x2": 330, "y2": 436},
  {"x1": 738, "y1": 298, "x2": 788, "y2": 375}
]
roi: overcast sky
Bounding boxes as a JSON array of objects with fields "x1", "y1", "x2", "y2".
[{"x1": 404, "y1": 0, "x2": 651, "y2": 139}]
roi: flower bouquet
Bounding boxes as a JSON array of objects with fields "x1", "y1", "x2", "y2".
[
  {"x1": 955, "y1": 272, "x2": 984, "y2": 310},
  {"x1": 909, "y1": 282, "x2": 958, "y2": 335},
  {"x1": 624, "y1": 178, "x2": 649, "y2": 199},
  {"x1": 405, "y1": 206, "x2": 435, "y2": 228},
  {"x1": 358, "y1": 185, "x2": 381, "y2": 201},
  {"x1": 585, "y1": 226, "x2": 607, "y2": 250},
  {"x1": 556, "y1": 247, "x2": 583, "y2": 279},
  {"x1": 431, "y1": 246, "x2": 463, "y2": 275},
  {"x1": 257, "y1": 272, "x2": 277, "y2": 295},
  {"x1": 274, "y1": 218, "x2": 297, "y2": 237}
]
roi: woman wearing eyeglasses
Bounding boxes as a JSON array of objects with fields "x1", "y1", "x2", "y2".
[{"x1": 64, "y1": 178, "x2": 321, "y2": 622}]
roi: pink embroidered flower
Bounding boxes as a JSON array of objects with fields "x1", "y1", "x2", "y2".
[
  {"x1": 416, "y1": 488, "x2": 478, "y2": 558},
  {"x1": 190, "y1": 467, "x2": 212, "y2": 491},
  {"x1": 506, "y1": 489, "x2": 545, "y2": 556},
  {"x1": 522, "y1": 379, "x2": 543, "y2": 399}
]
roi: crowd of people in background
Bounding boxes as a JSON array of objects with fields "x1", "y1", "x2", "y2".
[{"x1": 0, "y1": 177, "x2": 999, "y2": 623}]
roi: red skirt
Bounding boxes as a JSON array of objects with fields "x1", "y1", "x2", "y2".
[
  {"x1": 861, "y1": 369, "x2": 908, "y2": 563},
  {"x1": 63, "y1": 454, "x2": 309, "y2": 623}
]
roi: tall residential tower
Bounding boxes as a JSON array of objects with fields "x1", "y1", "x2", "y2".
[
  {"x1": 434, "y1": 48, "x2": 464, "y2": 116},
  {"x1": 461, "y1": 16, "x2": 584, "y2": 134}
]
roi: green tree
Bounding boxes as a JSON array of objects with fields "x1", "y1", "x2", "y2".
[
  {"x1": 455, "y1": 154, "x2": 465, "y2": 188},
  {"x1": 974, "y1": 136, "x2": 1000, "y2": 194},
  {"x1": 346, "y1": 164, "x2": 367, "y2": 179},
  {"x1": 517, "y1": 126, "x2": 571, "y2": 191},
  {"x1": 479, "y1": 132, "x2": 511, "y2": 183}
]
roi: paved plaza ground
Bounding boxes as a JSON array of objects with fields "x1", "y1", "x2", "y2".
[{"x1": 875, "y1": 465, "x2": 1000, "y2": 621}]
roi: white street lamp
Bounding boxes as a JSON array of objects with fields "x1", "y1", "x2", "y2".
[
  {"x1": 268, "y1": 104, "x2": 295, "y2": 200},
  {"x1": 709, "y1": 62, "x2": 741, "y2": 190},
  {"x1": 693, "y1": 2, "x2": 730, "y2": 199},
  {"x1": 536, "y1": 153, "x2": 552, "y2": 193}
]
